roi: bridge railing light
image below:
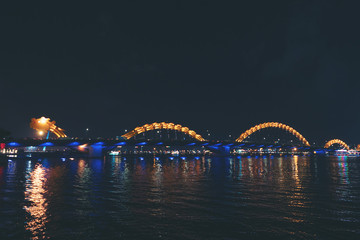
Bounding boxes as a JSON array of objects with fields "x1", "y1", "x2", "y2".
[{"x1": 8, "y1": 142, "x2": 21, "y2": 147}]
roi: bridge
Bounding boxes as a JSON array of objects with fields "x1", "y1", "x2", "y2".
[
  {"x1": 1, "y1": 138, "x2": 312, "y2": 157},
  {"x1": 1, "y1": 119, "x2": 355, "y2": 157}
]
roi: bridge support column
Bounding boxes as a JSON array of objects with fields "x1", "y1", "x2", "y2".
[
  {"x1": 220, "y1": 146, "x2": 231, "y2": 155},
  {"x1": 207, "y1": 146, "x2": 231, "y2": 156},
  {"x1": 88, "y1": 145, "x2": 106, "y2": 158}
]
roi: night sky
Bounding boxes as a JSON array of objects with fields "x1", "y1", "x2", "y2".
[{"x1": 1, "y1": 1, "x2": 359, "y2": 144}]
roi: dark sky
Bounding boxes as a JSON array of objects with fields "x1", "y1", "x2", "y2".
[{"x1": 1, "y1": 1, "x2": 359, "y2": 144}]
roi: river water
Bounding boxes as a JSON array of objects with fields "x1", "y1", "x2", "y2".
[{"x1": 0, "y1": 155, "x2": 359, "y2": 239}]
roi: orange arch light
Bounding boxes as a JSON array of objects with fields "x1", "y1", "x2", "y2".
[
  {"x1": 30, "y1": 117, "x2": 67, "y2": 138},
  {"x1": 324, "y1": 139, "x2": 350, "y2": 150},
  {"x1": 121, "y1": 122, "x2": 205, "y2": 141},
  {"x1": 235, "y1": 122, "x2": 310, "y2": 146}
]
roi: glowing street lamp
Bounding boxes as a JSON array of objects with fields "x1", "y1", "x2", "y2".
[{"x1": 85, "y1": 128, "x2": 90, "y2": 139}]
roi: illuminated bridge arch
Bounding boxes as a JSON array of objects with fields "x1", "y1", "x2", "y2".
[
  {"x1": 49, "y1": 126, "x2": 66, "y2": 138},
  {"x1": 235, "y1": 122, "x2": 310, "y2": 146},
  {"x1": 324, "y1": 139, "x2": 350, "y2": 150},
  {"x1": 121, "y1": 122, "x2": 206, "y2": 141},
  {"x1": 30, "y1": 117, "x2": 67, "y2": 138}
]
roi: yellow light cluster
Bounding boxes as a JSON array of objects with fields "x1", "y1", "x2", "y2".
[
  {"x1": 30, "y1": 117, "x2": 67, "y2": 138},
  {"x1": 121, "y1": 122, "x2": 205, "y2": 141},
  {"x1": 324, "y1": 139, "x2": 350, "y2": 150},
  {"x1": 235, "y1": 122, "x2": 310, "y2": 146}
]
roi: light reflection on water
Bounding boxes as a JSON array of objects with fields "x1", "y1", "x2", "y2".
[
  {"x1": 337, "y1": 156, "x2": 349, "y2": 184},
  {"x1": 24, "y1": 163, "x2": 48, "y2": 240},
  {"x1": 0, "y1": 155, "x2": 359, "y2": 239}
]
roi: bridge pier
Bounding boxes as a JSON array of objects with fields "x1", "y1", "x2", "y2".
[
  {"x1": 207, "y1": 145, "x2": 231, "y2": 156},
  {"x1": 87, "y1": 145, "x2": 108, "y2": 158}
]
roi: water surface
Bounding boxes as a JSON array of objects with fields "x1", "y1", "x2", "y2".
[{"x1": 0, "y1": 155, "x2": 359, "y2": 239}]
